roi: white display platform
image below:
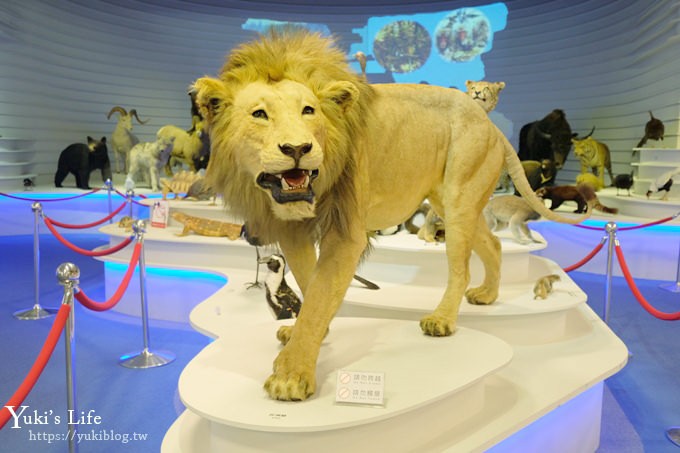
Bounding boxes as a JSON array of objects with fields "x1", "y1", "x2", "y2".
[
  {"x1": 179, "y1": 320, "x2": 512, "y2": 431},
  {"x1": 92, "y1": 207, "x2": 628, "y2": 452}
]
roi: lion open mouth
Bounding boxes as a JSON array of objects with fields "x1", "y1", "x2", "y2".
[{"x1": 257, "y1": 168, "x2": 319, "y2": 204}]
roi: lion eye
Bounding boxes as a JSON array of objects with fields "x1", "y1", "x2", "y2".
[
  {"x1": 252, "y1": 109, "x2": 268, "y2": 120},
  {"x1": 302, "y1": 106, "x2": 315, "y2": 115}
]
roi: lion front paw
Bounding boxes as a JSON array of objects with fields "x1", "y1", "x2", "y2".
[
  {"x1": 264, "y1": 362, "x2": 316, "y2": 401},
  {"x1": 420, "y1": 314, "x2": 455, "y2": 337},
  {"x1": 465, "y1": 286, "x2": 498, "y2": 305},
  {"x1": 276, "y1": 325, "x2": 294, "y2": 345}
]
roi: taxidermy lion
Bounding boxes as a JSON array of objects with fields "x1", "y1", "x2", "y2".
[{"x1": 193, "y1": 30, "x2": 590, "y2": 402}]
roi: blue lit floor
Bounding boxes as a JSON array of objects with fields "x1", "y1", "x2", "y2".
[{"x1": 1, "y1": 190, "x2": 680, "y2": 451}]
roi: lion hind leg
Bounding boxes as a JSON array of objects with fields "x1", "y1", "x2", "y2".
[{"x1": 465, "y1": 216, "x2": 501, "y2": 305}]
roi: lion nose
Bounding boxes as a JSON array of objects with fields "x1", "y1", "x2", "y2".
[{"x1": 279, "y1": 143, "x2": 312, "y2": 162}]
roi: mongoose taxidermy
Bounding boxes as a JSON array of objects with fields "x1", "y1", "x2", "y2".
[
  {"x1": 536, "y1": 183, "x2": 618, "y2": 214},
  {"x1": 483, "y1": 195, "x2": 541, "y2": 244},
  {"x1": 533, "y1": 274, "x2": 561, "y2": 300},
  {"x1": 262, "y1": 254, "x2": 301, "y2": 320}
]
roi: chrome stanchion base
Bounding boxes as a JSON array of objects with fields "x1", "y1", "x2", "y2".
[
  {"x1": 13, "y1": 304, "x2": 59, "y2": 320},
  {"x1": 666, "y1": 426, "x2": 680, "y2": 446},
  {"x1": 119, "y1": 348, "x2": 175, "y2": 369},
  {"x1": 659, "y1": 281, "x2": 680, "y2": 293}
]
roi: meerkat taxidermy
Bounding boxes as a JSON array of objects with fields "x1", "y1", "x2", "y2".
[
  {"x1": 262, "y1": 254, "x2": 301, "y2": 320},
  {"x1": 533, "y1": 274, "x2": 561, "y2": 300},
  {"x1": 483, "y1": 195, "x2": 542, "y2": 245}
]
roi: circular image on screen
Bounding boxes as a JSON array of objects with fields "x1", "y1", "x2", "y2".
[
  {"x1": 373, "y1": 20, "x2": 431, "y2": 73},
  {"x1": 435, "y1": 8, "x2": 490, "y2": 62}
]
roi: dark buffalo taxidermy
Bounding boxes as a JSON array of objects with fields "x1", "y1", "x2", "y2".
[
  {"x1": 54, "y1": 136, "x2": 112, "y2": 190},
  {"x1": 518, "y1": 110, "x2": 594, "y2": 184}
]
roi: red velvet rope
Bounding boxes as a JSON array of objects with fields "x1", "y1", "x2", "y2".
[
  {"x1": 114, "y1": 189, "x2": 147, "y2": 203},
  {"x1": 44, "y1": 201, "x2": 127, "y2": 229},
  {"x1": 563, "y1": 241, "x2": 606, "y2": 273},
  {"x1": 43, "y1": 217, "x2": 134, "y2": 257},
  {"x1": 0, "y1": 304, "x2": 71, "y2": 430},
  {"x1": 619, "y1": 216, "x2": 675, "y2": 231},
  {"x1": 615, "y1": 244, "x2": 680, "y2": 321},
  {"x1": 573, "y1": 215, "x2": 676, "y2": 232},
  {"x1": 74, "y1": 242, "x2": 141, "y2": 311},
  {"x1": 0, "y1": 189, "x2": 100, "y2": 202}
]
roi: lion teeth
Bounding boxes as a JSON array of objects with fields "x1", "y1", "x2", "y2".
[{"x1": 281, "y1": 173, "x2": 309, "y2": 191}]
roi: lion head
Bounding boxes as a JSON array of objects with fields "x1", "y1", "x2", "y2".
[
  {"x1": 193, "y1": 30, "x2": 374, "y2": 242},
  {"x1": 465, "y1": 80, "x2": 505, "y2": 112}
]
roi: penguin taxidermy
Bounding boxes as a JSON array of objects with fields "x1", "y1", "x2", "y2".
[{"x1": 261, "y1": 254, "x2": 302, "y2": 320}]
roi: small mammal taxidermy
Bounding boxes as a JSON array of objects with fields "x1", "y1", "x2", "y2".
[
  {"x1": 417, "y1": 207, "x2": 446, "y2": 243},
  {"x1": 261, "y1": 254, "x2": 302, "y2": 320},
  {"x1": 613, "y1": 172, "x2": 634, "y2": 196},
  {"x1": 636, "y1": 111, "x2": 665, "y2": 148},
  {"x1": 483, "y1": 195, "x2": 542, "y2": 244},
  {"x1": 54, "y1": 136, "x2": 112, "y2": 190},
  {"x1": 533, "y1": 274, "x2": 561, "y2": 299},
  {"x1": 536, "y1": 183, "x2": 618, "y2": 214},
  {"x1": 127, "y1": 136, "x2": 175, "y2": 191}
]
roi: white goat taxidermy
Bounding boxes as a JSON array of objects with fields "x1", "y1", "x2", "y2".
[
  {"x1": 157, "y1": 117, "x2": 208, "y2": 175},
  {"x1": 126, "y1": 136, "x2": 175, "y2": 192},
  {"x1": 107, "y1": 106, "x2": 149, "y2": 174}
]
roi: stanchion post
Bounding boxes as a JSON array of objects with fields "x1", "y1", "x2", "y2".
[
  {"x1": 105, "y1": 179, "x2": 113, "y2": 224},
  {"x1": 119, "y1": 220, "x2": 175, "y2": 369},
  {"x1": 14, "y1": 202, "x2": 59, "y2": 320},
  {"x1": 126, "y1": 189, "x2": 135, "y2": 219},
  {"x1": 660, "y1": 239, "x2": 680, "y2": 293},
  {"x1": 57, "y1": 262, "x2": 80, "y2": 453},
  {"x1": 603, "y1": 222, "x2": 618, "y2": 324}
]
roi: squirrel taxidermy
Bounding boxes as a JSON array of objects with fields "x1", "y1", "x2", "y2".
[{"x1": 533, "y1": 274, "x2": 561, "y2": 300}]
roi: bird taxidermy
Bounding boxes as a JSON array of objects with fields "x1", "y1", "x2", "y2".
[
  {"x1": 613, "y1": 171, "x2": 634, "y2": 196},
  {"x1": 261, "y1": 254, "x2": 302, "y2": 320},
  {"x1": 533, "y1": 274, "x2": 561, "y2": 300},
  {"x1": 482, "y1": 195, "x2": 542, "y2": 244},
  {"x1": 636, "y1": 111, "x2": 665, "y2": 148},
  {"x1": 647, "y1": 168, "x2": 680, "y2": 200}
]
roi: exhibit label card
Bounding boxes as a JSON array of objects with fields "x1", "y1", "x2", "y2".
[
  {"x1": 335, "y1": 370, "x2": 385, "y2": 406},
  {"x1": 150, "y1": 201, "x2": 169, "y2": 228}
]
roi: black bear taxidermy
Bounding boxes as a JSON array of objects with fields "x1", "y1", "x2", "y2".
[{"x1": 54, "y1": 136, "x2": 112, "y2": 190}]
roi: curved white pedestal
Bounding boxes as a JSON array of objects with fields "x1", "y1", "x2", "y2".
[
  {"x1": 93, "y1": 211, "x2": 627, "y2": 452},
  {"x1": 175, "y1": 320, "x2": 511, "y2": 437}
]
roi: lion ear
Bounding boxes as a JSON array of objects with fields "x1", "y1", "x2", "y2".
[
  {"x1": 319, "y1": 81, "x2": 359, "y2": 113},
  {"x1": 192, "y1": 77, "x2": 229, "y2": 124}
]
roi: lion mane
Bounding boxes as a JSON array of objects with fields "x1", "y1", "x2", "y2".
[
  {"x1": 193, "y1": 29, "x2": 590, "y2": 402},
  {"x1": 196, "y1": 30, "x2": 374, "y2": 245}
]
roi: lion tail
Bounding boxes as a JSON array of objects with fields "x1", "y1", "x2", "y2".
[{"x1": 502, "y1": 137, "x2": 593, "y2": 224}]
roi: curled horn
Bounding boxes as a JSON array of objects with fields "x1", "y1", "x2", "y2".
[
  {"x1": 107, "y1": 106, "x2": 127, "y2": 119},
  {"x1": 573, "y1": 125, "x2": 596, "y2": 140},
  {"x1": 129, "y1": 109, "x2": 149, "y2": 125}
]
